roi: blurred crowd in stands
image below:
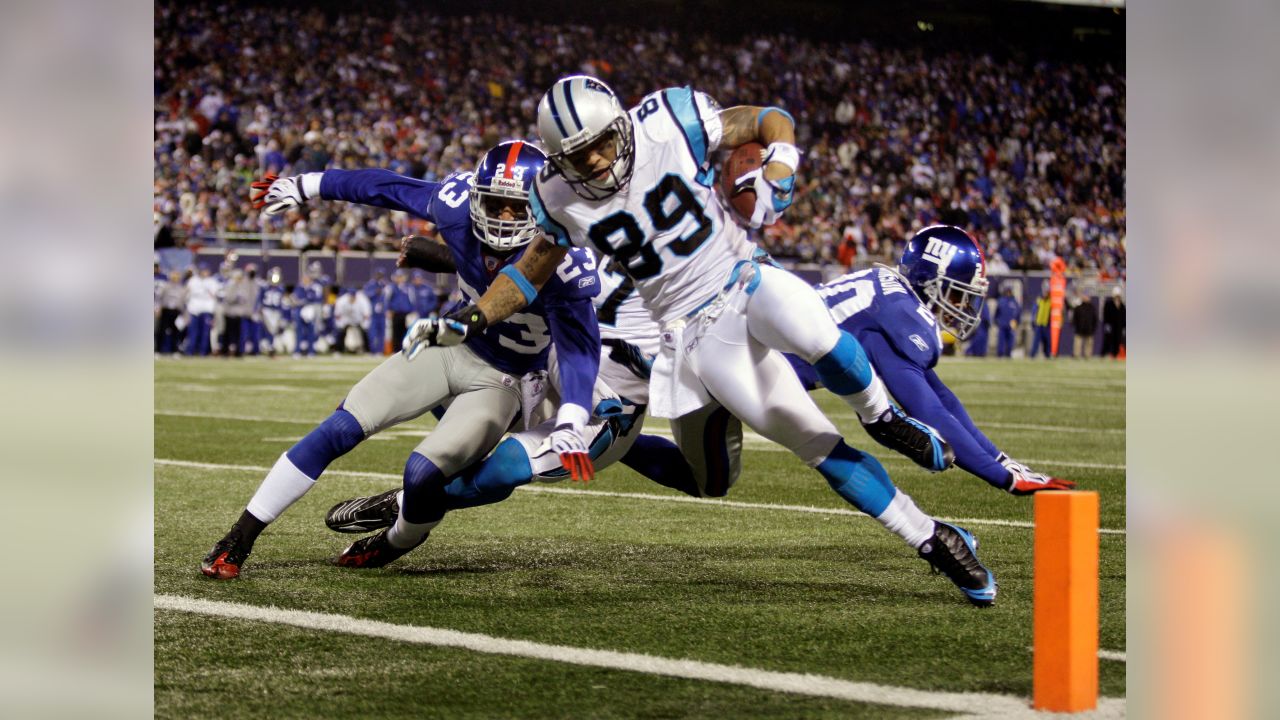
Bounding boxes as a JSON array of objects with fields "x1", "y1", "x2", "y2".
[
  {"x1": 153, "y1": 1, "x2": 1125, "y2": 278},
  {"x1": 154, "y1": 257, "x2": 450, "y2": 358}
]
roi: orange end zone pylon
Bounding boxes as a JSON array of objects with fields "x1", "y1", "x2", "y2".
[{"x1": 1033, "y1": 491, "x2": 1099, "y2": 712}]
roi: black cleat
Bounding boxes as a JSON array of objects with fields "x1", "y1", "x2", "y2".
[
  {"x1": 326, "y1": 488, "x2": 400, "y2": 534},
  {"x1": 864, "y1": 406, "x2": 955, "y2": 472},
  {"x1": 201, "y1": 536, "x2": 251, "y2": 579},
  {"x1": 336, "y1": 530, "x2": 423, "y2": 569},
  {"x1": 918, "y1": 522, "x2": 997, "y2": 607}
]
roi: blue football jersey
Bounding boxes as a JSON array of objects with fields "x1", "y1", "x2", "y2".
[
  {"x1": 258, "y1": 284, "x2": 287, "y2": 312},
  {"x1": 320, "y1": 168, "x2": 600, "y2": 378},
  {"x1": 816, "y1": 267, "x2": 942, "y2": 370}
]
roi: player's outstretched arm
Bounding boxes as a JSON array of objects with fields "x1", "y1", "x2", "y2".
[{"x1": 475, "y1": 235, "x2": 567, "y2": 325}]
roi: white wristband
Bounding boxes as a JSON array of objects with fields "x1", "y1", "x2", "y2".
[
  {"x1": 301, "y1": 172, "x2": 324, "y2": 200},
  {"x1": 763, "y1": 142, "x2": 801, "y2": 173},
  {"x1": 555, "y1": 402, "x2": 589, "y2": 432}
]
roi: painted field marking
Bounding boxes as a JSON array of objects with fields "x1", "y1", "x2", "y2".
[
  {"x1": 153, "y1": 459, "x2": 1127, "y2": 537},
  {"x1": 154, "y1": 594, "x2": 1125, "y2": 718},
  {"x1": 155, "y1": 411, "x2": 1126, "y2": 471}
]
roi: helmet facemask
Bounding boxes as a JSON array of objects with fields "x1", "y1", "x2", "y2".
[
  {"x1": 549, "y1": 116, "x2": 635, "y2": 201},
  {"x1": 469, "y1": 181, "x2": 537, "y2": 251},
  {"x1": 920, "y1": 273, "x2": 989, "y2": 340}
]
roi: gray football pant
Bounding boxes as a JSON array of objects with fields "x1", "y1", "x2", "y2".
[{"x1": 342, "y1": 344, "x2": 521, "y2": 476}]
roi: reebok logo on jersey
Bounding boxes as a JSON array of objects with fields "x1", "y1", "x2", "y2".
[
  {"x1": 910, "y1": 334, "x2": 929, "y2": 352},
  {"x1": 578, "y1": 276, "x2": 597, "y2": 289}
]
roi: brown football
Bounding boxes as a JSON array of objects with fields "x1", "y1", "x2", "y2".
[{"x1": 720, "y1": 141, "x2": 765, "y2": 224}]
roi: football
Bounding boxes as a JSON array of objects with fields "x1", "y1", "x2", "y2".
[{"x1": 720, "y1": 141, "x2": 765, "y2": 224}]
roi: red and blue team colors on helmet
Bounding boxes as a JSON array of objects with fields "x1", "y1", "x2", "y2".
[
  {"x1": 469, "y1": 140, "x2": 548, "y2": 250},
  {"x1": 898, "y1": 225, "x2": 990, "y2": 340}
]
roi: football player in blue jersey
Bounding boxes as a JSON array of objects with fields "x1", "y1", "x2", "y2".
[
  {"x1": 363, "y1": 270, "x2": 388, "y2": 355},
  {"x1": 787, "y1": 225, "x2": 1077, "y2": 496},
  {"x1": 200, "y1": 141, "x2": 603, "y2": 578}
]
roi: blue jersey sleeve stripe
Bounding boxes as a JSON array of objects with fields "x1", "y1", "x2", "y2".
[
  {"x1": 661, "y1": 87, "x2": 708, "y2": 166},
  {"x1": 530, "y1": 182, "x2": 573, "y2": 248},
  {"x1": 500, "y1": 266, "x2": 539, "y2": 305}
]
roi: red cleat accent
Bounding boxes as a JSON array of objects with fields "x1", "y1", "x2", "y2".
[{"x1": 200, "y1": 552, "x2": 241, "y2": 579}]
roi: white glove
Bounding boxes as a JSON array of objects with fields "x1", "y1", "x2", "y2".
[
  {"x1": 401, "y1": 317, "x2": 463, "y2": 359},
  {"x1": 733, "y1": 168, "x2": 796, "y2": 229},
  {"x1": 251, "y1": 173, "x2": 323, "y2": 216},
  {"x1": 997, "y1": 452, "x2": 1076, "y2": 495},
  {"x1": 549, "y1": 422, "x2": 593, "y2": 483}
]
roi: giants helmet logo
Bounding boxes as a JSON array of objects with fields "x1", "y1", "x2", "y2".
[{"x1": 922, "y1": 237, "x2": 959, "y2": 272}]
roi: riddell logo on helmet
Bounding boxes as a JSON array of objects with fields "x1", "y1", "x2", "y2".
[{"x1": 923, "y1": 237, "x2": 959, "y2": 268}]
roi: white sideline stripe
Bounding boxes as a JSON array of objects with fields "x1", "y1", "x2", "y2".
[
  {"x1": 1099, "y1": 650, "x2": 1127, "y2": 662},
  {"x1": 152, "y1": 594, "x2": 1039, "y2": 715},
  {"x1": 156, "y1": 410, "x2": 1126, "y2": 471},
  {"x1": 152, "y1": 459, "x2": 1126, "y2": 536}
]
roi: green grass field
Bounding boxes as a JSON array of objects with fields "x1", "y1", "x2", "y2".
[{"x1": 154, "y1": 355, "x2": 1125, "y2": 719}]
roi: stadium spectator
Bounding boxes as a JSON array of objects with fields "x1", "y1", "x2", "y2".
[
  {"x1": 1071, "y1": 292, "x2": 1098, "y2": 358},
  {"x1": 292, "y1": 274, "x2": 322, "y2": 357},
  {"x1": 1102, "y1": 286, "x2": 1126, "y2": 357},
  {"x1": 965, "y1": 299, "x2": 991, "y2": 357},
  {"x1": 363, "y1": 271, "x2": 388, "y2": 355},
  {"x1": 333, "y1": 287, "x2": 372, "y2": 354},
  {"x1": 386, "y1": 269, "x2": 414, "y2": 348},
  {"x1": 994, "y1": 287, "x2": 1020, "y2": 358},
  {"x1": 410, "y1": 270, "x2": 438, "y2": 323},
  {"x1": 155, "y1": 271, "x2": 186, "y2": 355},
  {"x1": 1028, "y1": 285, "x2": 1053, "y2": 359},
  {"x1": 184, "y1": 264, "x2": 219, "y2": 356},
  {"x1": 221, "y1": 269, "x2": 256, "y2": 357},
  {"x1": 152, "y1": 2, "x2": 1125, "y2": 274}
]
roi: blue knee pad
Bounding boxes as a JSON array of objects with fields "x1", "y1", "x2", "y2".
[
  {"x1": 816, "y1": 441, "x2": 895, "y2": 516},
  {"x1": 401, "y1": 452, "x2": 447, "y2": 524},
  {"x1": 285, "y1": 408, "x2": 365, "y2": 479},
  {"x1": 812, "y1": 332, "x2": 874, "y2": 396}
]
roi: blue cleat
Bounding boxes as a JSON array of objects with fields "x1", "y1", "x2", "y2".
[
  {"x1": 863, "y1": 406, "x2": 955, "y2": 472},
  {"x1": 918, "y1": 522, "x2": 997, "y2": 607}
]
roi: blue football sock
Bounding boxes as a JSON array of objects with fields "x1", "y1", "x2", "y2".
[
  {"x1": 621, "y1": 434, "x2": 701, "y2": 497},
  {"x1": 284, "y1": 408, "x2": 365, "y2": 480},
  {"x1": 401, "y1": 452, "x2": 448, "y2": 524},
  {"x1": 815, "y1": 441, "x2": 895, "y2": 516},
  {"x1": 811, "y1": 332, "x2": 875, "y2": 396}
]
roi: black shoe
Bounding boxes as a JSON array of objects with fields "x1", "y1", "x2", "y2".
[
  {"x1": 326, "y1": 488, "x2": 400, "y2": 534},
  {"x1": 336, "y1": 530, "x2": 422, "y2": 569},
  {"x1": 201, "y1": 536, "x2": 251, "y2": 579},
  {"x1": 863, "y1": 406, "x2": 955, "y2": 472},
  {"x1": 918, "y1": 522, "x2": 997, "y2": 607}
]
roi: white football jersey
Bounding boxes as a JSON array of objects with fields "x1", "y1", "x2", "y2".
[{"x1": 532, "y1": 87, "x2": 756, "y2": 325}]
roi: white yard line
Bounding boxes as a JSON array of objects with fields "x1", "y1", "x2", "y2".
[
  {"x1": 156, "y1": 410, "x2": 1125, "y2": 471},
  {"x1": 154, "y1": 594, "x2": 1123, "y2": 718},
  {"x1": 153, "y1": 458, "x2": 1126, "y2": 536}
]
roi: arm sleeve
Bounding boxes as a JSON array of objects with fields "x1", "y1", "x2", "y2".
[
  {"x1": 319, "y1": 169, "x2": 441, "y2": 221},
  {"x1": 530, "y1": 180, "x2": 572, "y2": 248},
  {"x1": 925, "y1": 370, "x2": 1003, "y2": 459},
  {"x1": 860, "y1": 332, "x2": 1012, "y2": 490},
  {"x1": 545, "y1": 297, "x2": 601, "y2": 421}
]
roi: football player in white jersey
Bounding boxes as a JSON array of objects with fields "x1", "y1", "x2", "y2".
[{"x1": 406, "y1": 76, "x2": 996, "y2": 605}]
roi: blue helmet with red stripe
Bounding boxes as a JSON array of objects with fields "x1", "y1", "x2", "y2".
[
  {"x1": 899, "y1": 225, "x2": 990, "y2": 340},
  {"x1": 469, "y1": 140, "x2": 548, "y2": 250}
]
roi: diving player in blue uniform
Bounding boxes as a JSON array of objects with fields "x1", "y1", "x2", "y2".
[
  {"x1": 787, "y1": 225, "x2": 1076, "y2": 495},
  {"x1": 201, "y1": 141, "x2": 602, "y2": 578}
]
